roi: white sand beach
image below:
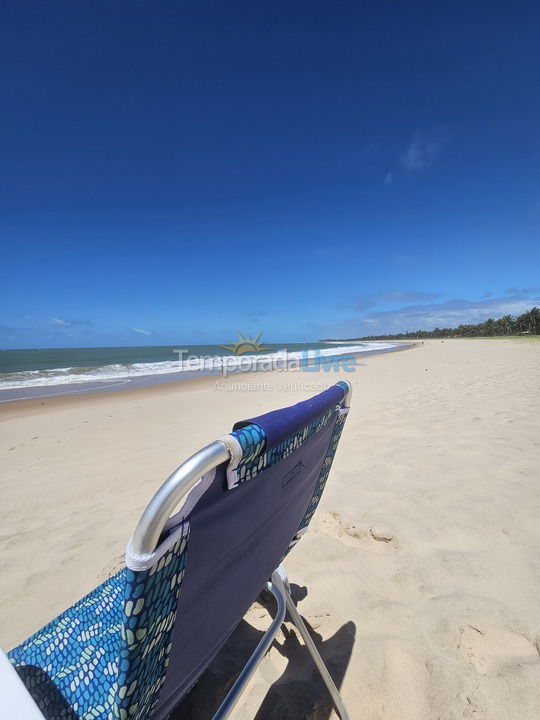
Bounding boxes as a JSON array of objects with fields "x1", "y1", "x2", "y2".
[{"x1": 1, "y1": 338, "x2": 539, "y2": 719}]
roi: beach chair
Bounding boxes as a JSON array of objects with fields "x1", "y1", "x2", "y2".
[{"x1": 5, "y1": 381, "x2": 352, "y2": 720}]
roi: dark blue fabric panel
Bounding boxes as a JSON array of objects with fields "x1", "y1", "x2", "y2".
[
  {"x1": 151, "y1": 413, "x2": 338, "y2": 719},
  {"x1": 233, "y1": 384, "x2": 345, "y2": 449}
]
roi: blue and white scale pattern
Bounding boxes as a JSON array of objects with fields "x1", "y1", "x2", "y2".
[
  {"x1": 228, "y1": 405, "x2": 338, "y2": 487},
  {"x1": 8, "y1": 532, "x2": 189, "y2": 720},
  {"x1": 285, "y1": 408, "x2": 348, "y2": 552},
  {"x1": 296, "y1": 407, "x2": 348, "y2": 534}
]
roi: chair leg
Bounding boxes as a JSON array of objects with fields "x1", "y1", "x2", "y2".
[
  {"x1": 211, "y1": 571, "x2": 287, "y2": 720},
  {"x1": 277, "y1": 565, "x2": 350, "y2": 720}
]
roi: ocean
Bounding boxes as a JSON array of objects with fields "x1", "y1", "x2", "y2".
[{"x1": 0, "y1": 341, "x2": 400, "y2": 402}]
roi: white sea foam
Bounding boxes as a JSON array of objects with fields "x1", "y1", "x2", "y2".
[{"x1": 0, "y1": 343, "x2": 398, "y2": 390}]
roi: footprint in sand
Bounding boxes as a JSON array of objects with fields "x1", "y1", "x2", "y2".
[
  {"x1": 370, "y1": 526, "x2": 394, "y2": 543},
  {"x1": 458, "y1": 624, "x2": 539, "y2": 675},
  {"x1": 317, "y1": 512, "x2": 395, "y2": 549},
  {"x1": 245, "y1": 601, "x2": 273, "y2": 632},
  {"x1": 344, "y1": 523, "x2": 368, "y2": 542},
  {"x1": 317, "y1": 511, "x2": 366, "y2": 546},
  {"x1": 307, "y1": 611, "x2": 330, "y2": 630}
]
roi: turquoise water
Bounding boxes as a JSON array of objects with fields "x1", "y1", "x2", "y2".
[
  {"x1": 0, "y1": 343, "x2": 331, "y2": 375},
  {"x1": 0, "y1": 342, "x2": 394, "y2": 389}
]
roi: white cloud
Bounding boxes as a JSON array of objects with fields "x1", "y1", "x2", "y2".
[
  {"x1": 314, "y1": 291, "x2": 539, "y2": 339},
  {"x1": 133, "y1": 327, "x2": 152, "y2": 335},
  {"x1": 51, "y1": 317, "x2": 93, "y2": 328},
  {"x1": 362, "y1": 295, "x2": 535, "y2": 333},
  {"x1": 400, "y1": 132, "x2": 444, "y2": 171}
]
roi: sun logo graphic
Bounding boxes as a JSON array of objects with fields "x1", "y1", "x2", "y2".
[{"x1": 220, "y1": 330, "x2": 270, "y2": 356}]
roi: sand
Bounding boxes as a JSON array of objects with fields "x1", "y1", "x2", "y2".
[{"x1": 1, "y1": 339, "x2": 539, "y2": 719}]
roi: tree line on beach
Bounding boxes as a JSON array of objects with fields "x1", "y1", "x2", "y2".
[{"x1": 326, "y1": 307, "x2": 540, "y2": 341}]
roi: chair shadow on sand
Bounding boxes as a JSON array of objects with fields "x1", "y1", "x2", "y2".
[{"x1": 172, "y1": 583, "x2": 356, "y2": 720}]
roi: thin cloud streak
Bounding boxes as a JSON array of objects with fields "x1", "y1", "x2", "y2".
[
  {"x1": 362, "y1": 294, "x2": 536, "y2": 332},
  {"x1": 51, "y1": 318, "x2": 93, "y2": 328},
  {"x1": 400, "y1": 131, "x2": 445, "y2": 171}
]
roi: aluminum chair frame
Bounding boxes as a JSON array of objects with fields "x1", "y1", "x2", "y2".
[
  {"x1": 130, "y1": 382, "x2": 352, "y2": 720},
  {"x1": 3, "y1": 383, "x2": 352, "y2": 720}
]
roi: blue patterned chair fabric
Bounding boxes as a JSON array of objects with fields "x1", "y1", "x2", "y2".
[
  {"x1": 9, "y1": 533, "x2": 188, "y2": 720},
  {"x1": 8, "y1": 383, "x2": 349, "y2": 720}
]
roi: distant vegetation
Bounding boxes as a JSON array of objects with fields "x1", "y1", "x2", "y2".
[{"x1": 326, "y1": 307, "x2": 540, "y2": 341}]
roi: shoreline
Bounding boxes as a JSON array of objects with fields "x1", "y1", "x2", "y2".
[{"x1": 0, "y1": 342, "x2": 413, "y2": 406}]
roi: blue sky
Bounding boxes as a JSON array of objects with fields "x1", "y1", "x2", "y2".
[{"x1": 1, "y1": 2, "x2": 539, "y2": 348}]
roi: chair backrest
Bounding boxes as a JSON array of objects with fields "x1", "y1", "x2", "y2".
[{"x1": 119, "y1": 382, "x2": 351, "y2": 720}]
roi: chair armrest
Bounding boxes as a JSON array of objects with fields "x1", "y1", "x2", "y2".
[{"x1": 0, "y1": 648, "x2": 45, "y2": 719}]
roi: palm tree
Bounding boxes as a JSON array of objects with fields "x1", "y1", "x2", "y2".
[
  {"x1": 528, "y1": 307, "x2": 540, "y2": 334},
  {"x1": 500, "y1": 314, "x2": 514, "y2": 335},
  {"x1": 355, "y1": 306, "x2": 539, "y2": 341}
]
